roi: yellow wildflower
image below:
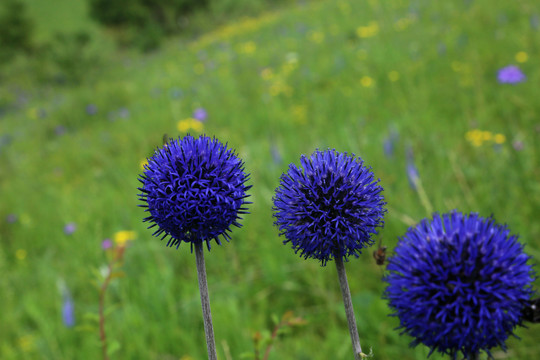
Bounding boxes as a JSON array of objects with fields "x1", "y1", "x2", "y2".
[
  {"x1": 338, "y1": 1, "x2": 351, "y2": 15},
  {"x1": 308, "y1": 31, "x2": 325, "y2": 44},
  {"x1": 291, "y1": 105, "x2": 307, "y2": 124},
  {"x1": 27, "y1": 108, "x2": 40, "y2": 120},
  {"x1": 16, "y1": 249, "x2": 27, "y2": 261},
  {"x1": 356, "y1": 21, "x2": 379, "y2": 38},
  {"x1": 481, "y1": 131, "x2": 493, "y2": 141},
  {"x1": 465, "y1": 129, "x2": 506, "y2": 147},
  {"x1": 140, "y1": 159, "x2": 148, "y2": 171},
  {"x1": 388, "y1": 71, "x2": 400, "y2": 82},
  {"x1": 18, "y1": 334, "x2": 35, "y2": 352},
  {"x1": 238, "y1": 41, "x2": 257, "y2": 54},
  {"x1": 114, "y1": 231, "x2": 137, "y2": 246},
  {"x1": 451, "y1": 61, "x2": 464, "y2": 72},
  {"x1": 269, "y1": 81, "x2": 293, "y2": 97},
  {"x1": 177, "y1": 118, "x2": 204, "y2": 132},
  {"x1": 494, "y1": 134, "x2": 506, "y2": 144},
  {"x1": 360, "y1": 76, "x2": 374, "y2": 88},
  {"x1": 515, "y1": 51, "x2": 528, "y2": 63}
]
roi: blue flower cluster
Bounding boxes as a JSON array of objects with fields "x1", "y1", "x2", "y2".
[
  {"x1": 272, "y1": 149, "x2": 386, "y2": 265},
  {"x1": 138, "y1": 135, "x2": 251, "y2": 250},
  {"x1": 384, "y1": 211, "x2": 536, "y2": 359}
]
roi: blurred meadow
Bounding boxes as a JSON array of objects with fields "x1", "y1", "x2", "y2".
[{"x1": 1, "y1": 0, "x2": 539, "y2": 359}]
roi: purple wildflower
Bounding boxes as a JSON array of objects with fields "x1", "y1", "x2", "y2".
[
  {"x1": 512, "y1": 140, "x2": 524, "y2": 151},
  {"x1": 101, "y1": 238, "x2": 113, "y2": 250},
  {"x1": 271, "y1": 143, "x2": 282, "y2": 164},
  {"x1": 64, "y1": 223, "x2": 76, "y2": 235},
  {"x1": 497, "y1": 65, "x2": 526, "y2": 84},
  {"x1": 6, "y1": 214, "x2": 17, "y2": 223},
  {"x1": 55, "y1": 125, "x2": 66, "y2": 136},
  {"x1": 383, "y1": 129, "x2": 399, "y2": 158},
  {"x1": 193, "y1": 108, "x2": 208, "y2": 122},
  {"x1": 85, "y1": 104, "x2": 98, "y2": 115},
  {"x1": 170, "y1": 88, "x2": 183, "y2": 99},
  {"x1": 62, "y1": 293, "x2": 75, "y2": 328},
  {"x1": 406, "y1": 147, "x2": 420, "y2": 190}
]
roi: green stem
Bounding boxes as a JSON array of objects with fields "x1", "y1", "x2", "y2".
[
  {"x1": 335, "y1": 256, "x2": 363, "y2": 360},
  {"x1": 195, "y1": 242, "x2": 218, "y2": 360}
]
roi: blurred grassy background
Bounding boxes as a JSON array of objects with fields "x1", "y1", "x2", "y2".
[{"x1": 1, "y1": 0, "x2": 539, "y2": 359}]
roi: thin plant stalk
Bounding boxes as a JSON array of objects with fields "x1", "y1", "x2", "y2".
[
  {"x1": 99, "y1": 257, "x2": 118, "y2": 360},
  {"x1": 195, "y1": 242, "x2": 218, "y2": 360},
  {"x1": 335, "y1": 255, "x2": 363, "y2": 360}
]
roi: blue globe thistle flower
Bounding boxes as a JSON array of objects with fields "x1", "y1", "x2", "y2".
[
  {"x1": 272, "y1": 149, "x2": 386, "y2": 266},
  {"x1": 138, "y1": 135, "x2": 251, "y2": 250},
  {"x1": 384, "y1": 211, "x2": 536, "y2": 359}
]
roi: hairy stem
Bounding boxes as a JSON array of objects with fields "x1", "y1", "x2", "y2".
[
  {"x1": 335, "y1": 256, "x2": 363, "y2": 360},
  {"x1": 195, "y1": 242, "x2": 218, "y2": 360}
]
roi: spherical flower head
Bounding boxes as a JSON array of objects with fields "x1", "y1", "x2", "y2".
[
  {"x1": 138, "y1": 135, "x2": 251, "y2": 250},
  {"x1": 272, "y1": 149, "x2": 386, "y2": 266},
  {"x1": 497, "y1": 65, "x2": 526, "y2": 84},
  {"x1": 384, "y1": 211, "x2": 536, "y2": 359}
]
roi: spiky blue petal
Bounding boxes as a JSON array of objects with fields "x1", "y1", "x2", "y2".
[
  {"x1": 138, "y1": 135, "x2": 251, "y2": 250},
  {"x1": 272, "y1": 149, "x2": 386, "y2": 265},
  {"x1": 384, "y1": 211, "x2": 536, "y2": 359}
]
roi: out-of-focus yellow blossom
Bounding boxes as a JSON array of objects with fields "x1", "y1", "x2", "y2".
[
  {"x1": 180, "y1": 356, "x2": 194, "y2": 360},
  {"x1": 481, "y1": 131, "x2": 493, "y2": 141},
  {"x1": 388, "y1": 71, "x2": 400, "y2": 82},
  {"x1": 515, "y1": 51, "x2": 528, "y2": 63},
  {"x1": 494, "y1": 134, "x2": 506, "y2": 144},
  {"x1": 114, "y1": 231, "x2": 137, "y2": 246},
  {"x1": 139, "y1": 159, "x2": 148, "y2": 171},
  {"x1": 356, "y1": 21, "x2": 379, "y2": 38},
  {"x1": 338, "y1": 1, "x2": 351, "y2": 15},
  {"x1": 261, "y1": 68, "x2": 274, "y2": 80},
  {"x1": 269, "y1": 81, "x2": 293, "y2": 97},
  {"x1": 308, "y1": 31, "x2": 325, "y2": 44},
  {"x1": 394, "y1": 14, "x2": 417, "y2": 31},
  {"x1": 178, "y1": 118, "x2": 204, "y2": 132},
  {"x1": 238, "y1": 41, "x2": 257, "y2": 54},
  {"x1": 465, "y1": 130, "x2": 506, "y2": 147},
  {"x1": 291, "y1": 105, "x2": 307, "y2": 124},
  {"x1": 281, "y1": 62, "x2": 297, "y2": 76},
  {"x1": 360, "y1": 76, "x2": 374, "y2": 88},
  {"x1": 27, "y1": 108, "x2": 40, "y2": 120},
  {"x1": 193, "y1": 63, "x2": 205, "y2": 75},
  {"x1": 16, "y1": 249, "x2": 27, "y2": 261},
  {"x1": 451, "y1": 61, "x2": 466, "y2": 72},
  {"x1": 190, "y1": 13, "x2": 278, "y2": 50},
  {"x1": 18, "y1": 334, "x2": 35, "y2": 352}
]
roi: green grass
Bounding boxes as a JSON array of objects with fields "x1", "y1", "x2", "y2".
[{"x1": 1, "y1": 0, "x2": 540, "y2": 359}]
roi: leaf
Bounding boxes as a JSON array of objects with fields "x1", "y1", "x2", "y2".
[{"x1": 107, "y1": 340, "x2": 121, "y2": 356}]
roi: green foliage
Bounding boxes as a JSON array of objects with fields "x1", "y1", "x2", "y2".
[
  {"x1": 1, "y1": 0, "x2": 540, "y2": 359},
  {"x1": 0, "y1": 0, "x2": 34, "y2": 63},
  {"x1": 42, "y1": 31, "x2": 100, "y2": 84},
  {"x1": 88, "y1": 0, "x2": 209, "y2": 51}
]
